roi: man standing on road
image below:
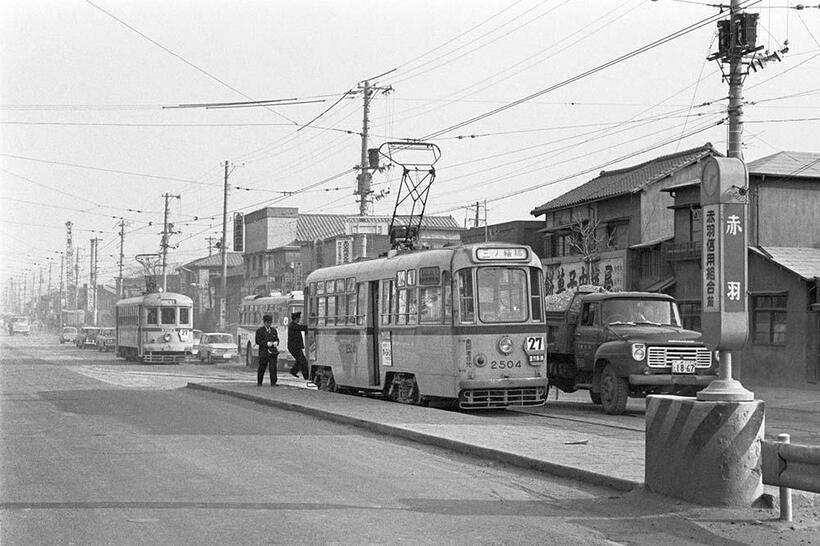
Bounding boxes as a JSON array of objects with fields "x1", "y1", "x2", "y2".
[
  {"x1": 288, "y1": 312, "x2": 309, "y2": 380},
  {"x1": 255, "y1": 314, "x2": 279, "y2": 386}
]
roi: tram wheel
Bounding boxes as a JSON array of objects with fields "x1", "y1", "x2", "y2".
[
  {"x1": 315, "y1": 368, "x2": 336, "y2": 392},
  {"x1": 388, "y1": 374, "x2": 420, "y2": 405}
]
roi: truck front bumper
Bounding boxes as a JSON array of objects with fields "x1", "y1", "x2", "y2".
[{"x1": 629, "y1": 373, "x2": 717, "y2": 386}]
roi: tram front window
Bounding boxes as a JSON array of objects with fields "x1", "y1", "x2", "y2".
[
  {"x1": 161, "y1": 307, "x2": 176, "y2": 324},
  {"x1": 477, "y1": 267, "x2": 528, "y2": 323}
]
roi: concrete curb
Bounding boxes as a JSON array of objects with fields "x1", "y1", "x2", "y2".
[{"x1": 187, "y1": 382, "x2": 642, "y2": 493}]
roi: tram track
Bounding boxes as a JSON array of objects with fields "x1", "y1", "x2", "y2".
[{"x1": 511, "y1": 406, "x2": 646, "y2": 433}]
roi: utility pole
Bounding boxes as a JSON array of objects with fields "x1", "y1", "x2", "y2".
[
  {"x1": 74, "y1": 248, "x2": 81, "y2": 315},
  {"x1": 59, "y1": 252, "x2": 64, "y2": 312},
  {"x1": 118, "y1": 218, "x2": 126, "y2": 298},
  {"x1": 65, "y1": 221, "x2": 75, "y2": 309},
  {"x1": 205, "y1": 236, "x2": 219, "y2": 256},
  {"x1": 354, "y1": 79, "x2": 392, "y2": 259},
  {"x1": 90, "y1": 237, "x2": 100, "y2": 326},
  {"x1": 161, "y1": 193, "x2": 181, "y2": 292},
  {"x1": 220, "y1": 160, "x2": 234, "y2": 331}
]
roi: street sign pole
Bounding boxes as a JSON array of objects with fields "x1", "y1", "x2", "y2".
[{"x1": 697, "y1": 156, "x2": 754, "y2": 401}]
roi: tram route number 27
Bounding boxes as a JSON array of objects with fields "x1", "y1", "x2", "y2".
[{"x1": 491, "y1": 360, "x2": 522, "y2": 369}]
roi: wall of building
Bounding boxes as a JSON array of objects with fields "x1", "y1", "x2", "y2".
[
  {"x1": 243, "y1": 207, "x2": 299, "y2": 253},
  {"x1": 753, "y1": 180, "x2": 820, "y2": 248},
  {"x1": 738, "y1": 252, "x2": 817, "y2": 386},
  {"x1": 461, "y1": 220, "x2": 546, "y2": 258}
]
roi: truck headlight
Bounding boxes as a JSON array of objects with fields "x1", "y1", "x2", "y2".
[
  {"x1": 631, "y1": 343, "x2": 646, "y2": 361},
  {"x1": 497, "y1": 336, "x2": 513, "y2": 355}
]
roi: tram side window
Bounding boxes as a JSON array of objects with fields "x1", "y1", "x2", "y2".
[
  {"x1": 179, "y1": 307, "x2": 190, "y2": 325},
  {"x1": 146, "y1": 307, "x2": 158, "y2": 325},
  {"x1": 327, "y1": 295, "x2": 338, "y2": 326},
  {"x1": 346, "y1": 289, "x2": 358, "y2": 325},
  {"x1": 356, "y1": 282, "x2": 367, "y2": 326},
  {"x1": 161, "y1": 308, "x2": 176, "y2": 324},
  {"x1": 420, "y1": 286, "x2": 442, "y2": 323},
  {"x1": 457, "y1": 270, "x2": 475, "y2": 323},
  {"x1": 317, "y1": 297, "x2": 326, "y2": 326},
  {"x1": 443, "y1": 271, "x2": 452, "y2": 323},
  {"x1": 406, "y1": 287, "x2": 418, "y2": 324},
  {"x1": 380, "y1": 280, "x2": 393, "y2": 325},
  {"x1": 397, "y1": 289, "x2": 407, "y2": 325}
]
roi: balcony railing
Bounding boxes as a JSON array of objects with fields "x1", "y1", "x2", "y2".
[{"x1": 664, "y1": 241, "x2": 702, "y2": 261}]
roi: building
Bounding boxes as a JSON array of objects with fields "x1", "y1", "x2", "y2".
[
  {"x1": 242, "y1": 207, "x2": 463, "y2": 296},
  {"x1": 178, "y1": 252, "x2": 243, "y2": 331},
  {"x1": 663, "y1": 151, "x2": 820, "y2": 386},
  {"x1": 460, "y1": 220, "x2": 547, "y2": 259},
  {"x1": 530, "y1": 144, "x2": 719, "y2": 295}
]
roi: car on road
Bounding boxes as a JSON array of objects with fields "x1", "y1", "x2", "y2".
[
  {"x1": 8, "y1": 316, "x2": 31, "y2": 336},
  {"x1": 60, "y1": 326, "x2": 78, "y2": 344},
  {"x1": 75, "y1": 326, "x2": 101, "y2": 349},
  {"x1": 198, "y1": 333, "x2": 237, "y2": 363},
  {"x1": 96, "y1": 327, "x2": 116, "y2": 352}
]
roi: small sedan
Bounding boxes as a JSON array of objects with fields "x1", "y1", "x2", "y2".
[
  {"x1": 96, "y1": 327, "x2": 116, "y2": 352},
  {"x1": 76, "y1": 326, "x2": 100, "y2": 349},
  {"x1": 198, "y1": 333, "x2": 237, "y2": 363},
  {"x1": 60, "y1": 326, "x2": 78, "y2": 344}
]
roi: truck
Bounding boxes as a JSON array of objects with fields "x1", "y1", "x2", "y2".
[{"x1": 545, "y1": 287, "x2": 717, "y2": 415}]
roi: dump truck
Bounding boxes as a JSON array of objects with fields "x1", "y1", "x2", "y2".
[{"x1": 545, "y1": 287, "x2": 717, "y2": 414}]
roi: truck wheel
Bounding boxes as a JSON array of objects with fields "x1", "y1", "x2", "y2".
[
  {"x1": 600, "y1": 364, "x2": 628, "y2": 415},
  {"x1": 589, "y1": 390, "x2": 602, "y2": 405}
]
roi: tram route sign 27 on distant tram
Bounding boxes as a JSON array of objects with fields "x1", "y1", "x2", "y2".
[{"x1": 700, "y1": 157, "x2": 749, "y2": 351}]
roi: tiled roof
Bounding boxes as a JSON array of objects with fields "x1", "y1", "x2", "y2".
[
  {"x1": 296, "y1": 214, "x2": 462, "y2": 242},
  {"x1": 530, "y1": 144, "x2": 718, "y2": 216},
  {"x1": 752, "y1": 246, "x2": 820, "y2": 280},
  {"x1": 181, "y1": 252, "x2": 244, "y2": 270},
  {"x1": 746, "y1": 151, "x2": 820, "y2": 179}
]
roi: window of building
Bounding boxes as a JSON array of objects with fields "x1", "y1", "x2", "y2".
[{"x1": 752, "y1": 293, "x2": 787, "y2": 345}]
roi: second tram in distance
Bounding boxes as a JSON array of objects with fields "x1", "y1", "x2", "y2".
[
  {"x1": 304, "y1": 243, "x2": 547, "y2": 409},
  {"x1": 115, "y1": 292, "x2": 194, "y2": 363}
]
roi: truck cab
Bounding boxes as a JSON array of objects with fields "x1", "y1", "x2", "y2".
[{"x1": 546, "y1": 289, "x2": 717, "y2": 414}]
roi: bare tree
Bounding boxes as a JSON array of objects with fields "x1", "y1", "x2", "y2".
[{"x1": 567, "y1": 217, "x2": 615, "y2": 285}]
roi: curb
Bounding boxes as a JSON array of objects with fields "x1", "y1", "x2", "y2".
[{"x1": 187, "y1": 382, "x2": 641, "y2": 493}]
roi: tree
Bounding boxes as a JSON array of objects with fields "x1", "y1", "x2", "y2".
[{"x1": 567, "y1": 216, "x2": 615, "y2": 286}]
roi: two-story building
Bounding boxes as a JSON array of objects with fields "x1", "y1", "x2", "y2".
[
  {"x1": 531, "y1": 144, "x2": 719, "y2": 295},
  {"x1": 242, "y1": 207, "x2": 463, "y2": 296}
]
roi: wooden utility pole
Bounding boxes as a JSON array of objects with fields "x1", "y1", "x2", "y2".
[
  {"x1": 118, "y1": 218, "x2": 126, "y2": 298},
  {"x1": 161, "y1": 193, "x2": 180, "y2": 292},
  {"x1": 220, "y1": 161, "x2": 230, "y2": 331}
]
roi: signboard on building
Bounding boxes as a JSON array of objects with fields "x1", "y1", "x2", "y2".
[
  {"x1": 336, "y1": 238, "x2": 353, "y2": 265},
  {"x1": 543, "y1": 256, "x2": 624, "y2": 295},
  {"x1": 233, "y1": 213, "x2": 244, "y2": 252}
]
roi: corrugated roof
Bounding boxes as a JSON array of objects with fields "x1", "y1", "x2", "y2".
[
  {"x1": 747, "y1": 151, "x2": 820, "y2": 179},
  {"x1": 296, "y1": 214, "x2": 462, "y2": 242},
  {"x1": 531, "y1": 144, "x2": 718, "y2": 216},
  {"x1": 181, "y1": 252, "x2": 244, "y2": 269},
  {"x1": 752, "y1": 246, "x2": 820, "y2": 280}
]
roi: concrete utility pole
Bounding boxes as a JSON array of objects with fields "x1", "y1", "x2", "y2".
[
  {"x1": 161, "y1": 193, "x2": 181, "y2": 292},
  {"x1": 74, "y1": 248, "x2": 81, "y2": 315},
  {"x1": 118, "y1": 218, "x2": 126, "y2": 298},
  {"x1": 59, "y1": 252, "x2": 64, "y2": 311},
  {"x1": 65, "y1": 221, "x2": 75, "y2": 309},
  {"x1": 220, "y1": 160, "x2": 231, "y2": 331},
  {"x1": 90, "y1": 237, "x2": 100, "y2": 326}
]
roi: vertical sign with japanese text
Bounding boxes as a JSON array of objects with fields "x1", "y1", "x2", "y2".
[{"x1": 700, "y1": 157, "x2": 749, "y2": 350}]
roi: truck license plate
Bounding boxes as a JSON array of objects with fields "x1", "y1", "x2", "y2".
[{"x1": 672, "y1": 360, "x2": 695, "y2": 373}]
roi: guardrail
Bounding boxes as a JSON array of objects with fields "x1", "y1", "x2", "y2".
[{"x1": 761, "y1": 433, "x2": 820, "y2": 522}]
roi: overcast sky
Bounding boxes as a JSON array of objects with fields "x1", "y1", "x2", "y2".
[{"x1": 2, "y1": 0, "x2": 818, "y2": 290}]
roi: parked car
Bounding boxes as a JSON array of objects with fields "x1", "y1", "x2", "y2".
[
  {"x1": 75, "y1": 326, "x2": 101, "y2": 349},
  {"x1": 189, "y1": 329, "x2": 203, "y2": 359},
  {"x1": 9, "y1": 316, "x2": 31, "y2": 336},
  {"x1": 96, "y1": 327, "x2": 116, "y2": 352},
  {"x1": 198, "y1": 333, "x2": 237, "y2": 363},
  {"x1": 59, "y1": 326, "x2": 78, "y2": 344}
]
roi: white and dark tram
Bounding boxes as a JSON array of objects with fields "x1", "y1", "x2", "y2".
[
  {"x1": 304, "y1": 243, "x2": 548, "y2": 409},
  {"x1": 115, "y1": 292, "x2": 194, "y2": 363}
]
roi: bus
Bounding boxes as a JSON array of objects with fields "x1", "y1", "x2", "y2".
[
  {"x1": 237, "y1": 291, "x2": 304, "y2": 368},
  {"x1": 304, "y1": 243, "x2": 548, "y2": 409},
  {"x1": 115, "y1": 292, "x2": 194, "y2": 363}
]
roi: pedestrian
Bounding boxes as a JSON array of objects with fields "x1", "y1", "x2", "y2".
[
  {"x1": 288, "y1": 311, "x2": 309, "y2": 380},
  {"x1": 255, "y1": 314, "x2": 279, "y2": 386}
]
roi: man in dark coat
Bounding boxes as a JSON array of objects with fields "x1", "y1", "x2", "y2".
[
  {"x1": 255, "y1": 314, "x2": 279, "y2": 386},
  {"x1": 288, "y1": 312, "x2": 309, "y2": 380}
]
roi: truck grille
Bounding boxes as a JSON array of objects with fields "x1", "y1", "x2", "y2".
[
  {"x1": 143, "y1": 351, "x2": 187, "y2": 363},
  {"x1": 459, "y1": 387, "x2": 546, "y2": 409},
  {"x1": 647, "y1": 347, "x2": 712, "y2": 368}
]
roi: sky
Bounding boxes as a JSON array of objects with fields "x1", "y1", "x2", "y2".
[{"x1": 1, "y1": 0, "x2": 819, "y2": 295}]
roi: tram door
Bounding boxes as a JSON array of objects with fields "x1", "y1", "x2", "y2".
[{"x1": 368, "y1": 281, "x2": 381, "y2": 386}]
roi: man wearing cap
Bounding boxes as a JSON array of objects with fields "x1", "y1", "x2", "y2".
[
  {"x1": 255, "y1": 314, "x2": 279, "y2": 386},
  {"x1": 288, "y1": 311, "x2": 309, "y2": 380}
]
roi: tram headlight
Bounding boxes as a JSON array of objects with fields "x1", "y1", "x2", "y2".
[
  {"x1": 474, "y1": 353, "x2": 487, "y2": 367},
  {"x1": 163, "y1": 333, "x2": 172, "y2": 342},
  {"x1": 631, "y1": 343, "x2": 646, "y2": 361},
  {"x1": 497, "y1": 336, "x2": 514, "y2": 355}
]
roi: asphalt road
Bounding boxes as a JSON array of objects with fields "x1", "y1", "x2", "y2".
[{"x1": 2, "y1": 334, "x2": 817, "y2": 545}]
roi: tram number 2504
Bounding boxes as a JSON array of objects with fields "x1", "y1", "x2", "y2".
[{"x1": 491, "y1": 360, "x2": 522, "y2": 369}]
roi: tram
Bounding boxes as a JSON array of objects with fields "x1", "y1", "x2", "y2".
[
  {"x1": 115, "y1": 292, "x2": 194, "y2": 363},
  {"x1": 237, "y1": 291, "x2": 304, "y2": 367},
  {"x1": 304, "y1": 243, "x2": 548, "y2": 409}
]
